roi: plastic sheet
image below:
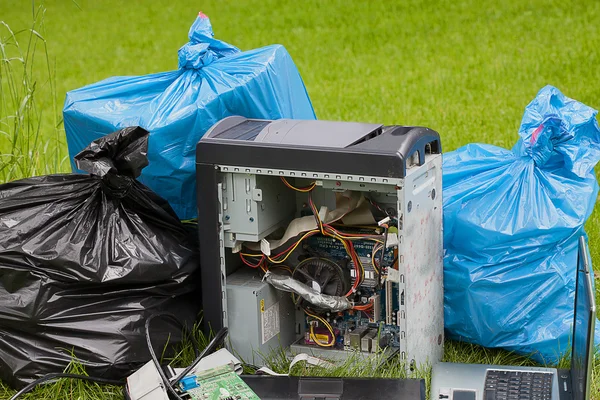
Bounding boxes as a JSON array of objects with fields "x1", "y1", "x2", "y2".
[
  {"x1": 63, "y1": 12, "x2": 316, "y2": 220},
  {"x1": 0, "y1": 127, "x2": 199, "y2": 389},
  {"x1": 443, "y1": 85, "x2": 600, "y2": 363}
]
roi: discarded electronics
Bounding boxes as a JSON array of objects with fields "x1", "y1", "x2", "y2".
[
  {"x1": 196, "y1": 116, "x2": 444, "y2": 369},
  {"x1": 127, "y1": 343, "x2": 427, "y2": 400}
]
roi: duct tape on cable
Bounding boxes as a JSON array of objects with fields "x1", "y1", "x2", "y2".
[{"x1": 263, "y1": 271, "x2": 352, "y2": 312}]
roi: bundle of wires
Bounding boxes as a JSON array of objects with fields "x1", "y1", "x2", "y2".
[
  {"x1": 239, "y1": 177, "x2": 389, "y2": 346},
  {"x1": 240, "y1": 177, "x2": 385, "y2": 295}
]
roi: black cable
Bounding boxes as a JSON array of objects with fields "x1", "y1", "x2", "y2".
[
  {"x1": 11, "y1": 313, "x2": 204, "y2": 400},
  {"x1": 170, "y1": 326, "x2": 228, "y2": 388},
  {"x1": 145, "y1": 312, "x2": 189, "y2": 400},
  {"x1": 145, "y1": 313, "x2": 229, "y2": 399},
  {"x1": 9, "y1": 373, "x2": 124, "y2": 400}
]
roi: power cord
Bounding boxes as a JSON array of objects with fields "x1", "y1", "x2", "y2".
[
  {"x1": 144, "y1": 312, "x2": 193, "y2": 400},
  {"x1": 11, "y1": 312, "x2": 212, "y2": 400},
  {"x1": 141, "y1": 312, "x2": 228, "y2": 400},
  {"x1": 170, "y1": 326, "x2": 228, "y2": 388}
]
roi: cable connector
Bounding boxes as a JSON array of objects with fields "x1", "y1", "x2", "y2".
[
  {"x1": 260, "y1": 239, "x2": 271, "y2": 256},
  {"x1": 377, "y1": 216, "x2": 391, "y2": 227},
  {"x1": 231, "y1": 241, "x2": 242, "y2": 254},
  {"x1": 385, "y1": 232, "x2": 399, "y2": 248},
  {"x1": 179, "y1": 375, "x2": 199, "y2": 391}
]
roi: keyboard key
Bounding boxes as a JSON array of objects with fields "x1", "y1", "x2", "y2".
[
  {"x1": 485, "y1": 370, "x2": 553, "y2": 400},
  {"x1": 484, "y1": 390, "x2": 496, "y2": 400}
]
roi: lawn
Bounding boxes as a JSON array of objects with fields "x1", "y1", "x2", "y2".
[{"x1": 1, "y1": 0, "x2": 599, "y2": 398}]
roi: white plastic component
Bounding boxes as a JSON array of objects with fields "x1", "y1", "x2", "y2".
[
  {"x1": 386, "y1": 232, "x2": 399, "y2": 248},
  {"x1": 377, "y1": 216, "x2": 391, "y2": 226},
  {"x1": 260, "y1": 238, "x2": 271, "y2": 256},
  {"x1": 387, "y1": 268, "x2": 401, "y2": 283},
  {"x1": 126, "y1": 361, "x2": 169, "y2": 400},
  {"x1": 232, "y1": 241, "x2": 242, "y2": 254},
  {"x1": 256, "y1": 353, "x2": 334, "y2": 376},
  {"x1": 172, "y1": 348, "x2": 243, "y2": 378}
]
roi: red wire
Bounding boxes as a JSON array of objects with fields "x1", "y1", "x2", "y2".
[{"x1": 240, "y1": 254, "x2": 264, "y2": 268}]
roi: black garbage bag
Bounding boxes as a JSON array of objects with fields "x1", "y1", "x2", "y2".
[{"x1": 0, "y1": 126, "x2": 199, "y2": 389}]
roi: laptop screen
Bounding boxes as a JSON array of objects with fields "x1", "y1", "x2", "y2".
[{"x1": 571, "y1": 237, "x2": 596, "y2": 400}]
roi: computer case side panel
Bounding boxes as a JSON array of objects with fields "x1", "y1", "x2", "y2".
[{"x1": 197, "y1": 162, "x2": 225, "y2": 333}]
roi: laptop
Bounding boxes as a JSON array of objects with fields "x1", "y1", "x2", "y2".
[
  {"x1": 241, "y1": 375, "x2": 426, "y2": 400},
  {"x1": 430, "y1": 236, "x2": 596, "y2": 400}
]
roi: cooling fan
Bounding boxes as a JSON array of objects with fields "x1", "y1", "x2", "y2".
[{"x1": 292, "y1": 257, "x2": 350, "y2": 312}]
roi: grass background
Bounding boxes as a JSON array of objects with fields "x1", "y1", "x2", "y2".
[{"x1": 1, "y1": 0, "x2": 599, "y2": 398}]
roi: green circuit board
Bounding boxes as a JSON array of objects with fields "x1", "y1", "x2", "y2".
[{"x1": 185, "y1": 365, "x2": 260, "y2": 400}]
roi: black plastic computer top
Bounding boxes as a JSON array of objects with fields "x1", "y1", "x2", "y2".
[{"x1": 196, "y1": 116, "x2": 441, "y2": 178}]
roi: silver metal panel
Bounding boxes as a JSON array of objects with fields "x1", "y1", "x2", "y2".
[
  {"x1": 401, "y1": 153, "x2": 444, "y2": 368},
  {"x1": 218, "y1": 165, "x2": 404, "y2": 186},
  {"x1": 217, "y1": 183, "x2": 228, "y2": 329},
  {"x1": 226, "y1": 268, "x2": 297, "y2": 364},
  {"x1": 293, "y1": 186, "x2": 337, "y2": 221},
  {"x1": 222, "y1": 173, "x2": 295, "y2": 242},
  {"x1": 321, "y1": 180, "x2": 398, "y2": 193}
]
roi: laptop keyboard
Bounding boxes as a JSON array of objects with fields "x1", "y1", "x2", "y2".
[{"x1": 484, "y1": 370, "x2": 553, "y2": 400}]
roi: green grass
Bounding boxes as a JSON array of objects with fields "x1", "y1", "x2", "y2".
[{"x1": 1, "y1": 0, "x2": 599, "y2": 398}]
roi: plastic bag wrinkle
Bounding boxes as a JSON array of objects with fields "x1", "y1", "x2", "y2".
[
  {"x1": 0, "y1": 127, "x2": 199, "y2": 389},
  {"x1": 443, "y1": 85, "x2": 600, "y2": 363}
]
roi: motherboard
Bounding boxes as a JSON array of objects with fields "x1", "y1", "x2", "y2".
[{"x1": 288, "y1": 227, "x2": 401, "y2": 354}]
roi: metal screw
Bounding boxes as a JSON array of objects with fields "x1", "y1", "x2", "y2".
[
  {"x1": 225, "y1": 215, "x2": 230, "y2": 221},
  {"x1": 249, "y1": 217, "x2": 254, "y2": 222}
]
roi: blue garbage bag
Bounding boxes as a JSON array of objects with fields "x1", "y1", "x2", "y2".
[
  {"x1": 443, "y1": 85, "x2": 600, "y2": 363},
  {"x1": 63, "y1": 12, "x2": 316, "y2": 220}
]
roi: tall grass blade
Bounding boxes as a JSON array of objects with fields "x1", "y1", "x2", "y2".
[{"x1": 0, "y1": 4, "x2": 67, "y2": 185}]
